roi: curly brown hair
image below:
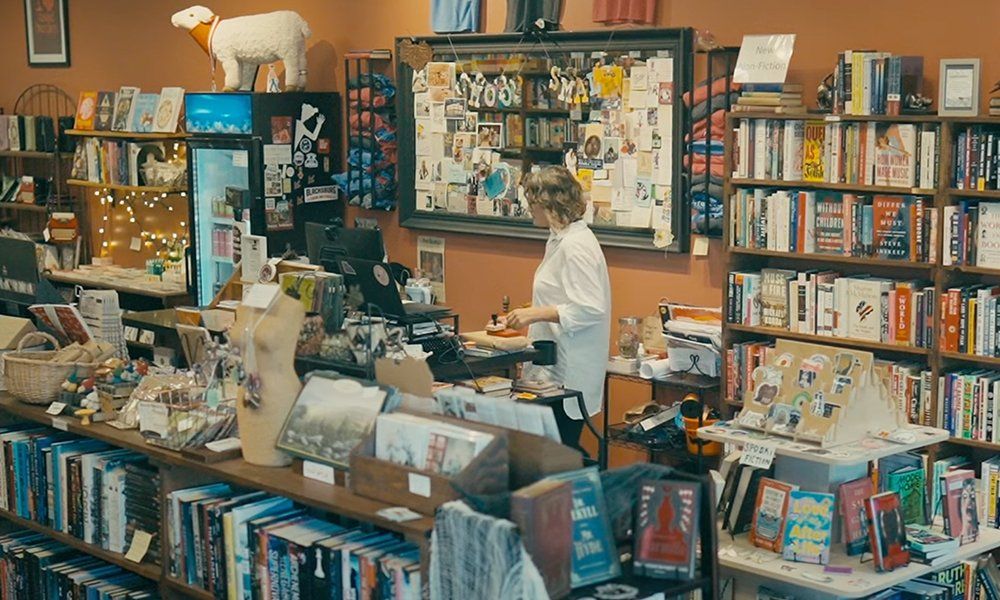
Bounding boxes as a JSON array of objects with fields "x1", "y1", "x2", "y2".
[{"x1": 522, "y1": 166, "x2": 585, "y2": 227}]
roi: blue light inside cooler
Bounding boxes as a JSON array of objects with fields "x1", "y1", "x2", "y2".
[{"x1": 184, "y1": 93, "x2": 253, "y2": 134}]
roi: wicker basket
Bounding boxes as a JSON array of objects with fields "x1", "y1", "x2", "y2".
[{"x1": 3, "y1": 332, "x2": 100, "y2": 405}]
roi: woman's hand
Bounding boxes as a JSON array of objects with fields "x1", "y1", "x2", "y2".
[{"x1": 505, "y1": 306, "x2": 559, "y2": 329}]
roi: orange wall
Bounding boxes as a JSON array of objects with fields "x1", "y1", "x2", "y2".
[{"x1": 3, "y1": 0, "x2": 998, "y2": 330}]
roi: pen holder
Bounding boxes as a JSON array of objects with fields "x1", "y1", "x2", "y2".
[{"x1": 530, "y1": 340, "x2": 557, "y2": 366}]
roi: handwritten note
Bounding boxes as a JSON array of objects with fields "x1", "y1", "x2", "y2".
[
  {"x1": 734, "y1": 34, "x2": 796, "y2": 84},
  {"x1": 740, "y1": 442, "x2": 776, "y2": 469}
]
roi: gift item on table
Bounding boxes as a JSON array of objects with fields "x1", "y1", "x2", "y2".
[
  {"x1": 137, "y1": 386, "x2": 238, "y2": 451},
  {"x1": 109, "y1": 372, "x2": 196, "y2": 430}
]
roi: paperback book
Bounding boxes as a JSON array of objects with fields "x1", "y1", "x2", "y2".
[
  {"x1": 781, "y1": 490, "x2": 834, "y2": 564},
  {"x1": 633, "y1": 479, "x2": 700, "y2": 579}
]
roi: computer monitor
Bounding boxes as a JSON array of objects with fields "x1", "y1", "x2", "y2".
[
  {"x1": 309, "y1": 222, "x2": 386, "y2": 273},
  {"x1": 0, "y1": 237, "x2": 40, "y2": 305}
]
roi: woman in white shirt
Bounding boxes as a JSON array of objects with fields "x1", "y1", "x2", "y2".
[{"x1": 506, "y1": 166, "x2": 611, "y2": 448}]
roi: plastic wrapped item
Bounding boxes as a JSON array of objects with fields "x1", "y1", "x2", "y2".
[
  {"x1": 108, "y1": 373, "x2": 196, "y2": 430},
  {"x1": 137, "y1": 386, "x2": 238, "y2": 451}
]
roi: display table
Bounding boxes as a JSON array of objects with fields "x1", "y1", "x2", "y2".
[
  {"x1": 698, "y1": 422, "x2": 1000, "y2": 599},
  {"x1": 46, "y1": 266, "x2": 190, "y2": 310}
]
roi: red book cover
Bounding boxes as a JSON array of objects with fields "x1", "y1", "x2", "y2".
[
  {"x1": 865, "y1": 491, "x2": 910, "y2": 572},
  {"x1": 634, "y1": 479, "x2": 700, "y2": 579},
  {"x1": 895, "y1": 283, "x2": 912, "y2": 345},
  {"x1": 511, "y1": 479, "x2": 573, "y2": 598},
  {"x1": 750, "y1": 477, "x2": 795, "y2": 552},
  {"x1": 944, "y1": 288, "x2": 962, "y2": 352},
  {"x1": 940, "y1": 469, "x2": 979, "y2": 544},
  {"x1": 838, "y1": 476, "x2": 874, "y2": 555}
]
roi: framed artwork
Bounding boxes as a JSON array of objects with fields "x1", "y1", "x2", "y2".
[
  {"x1": 24, "y1": 0, "x2": 70, "y2": 67},
  {"x1": 938, "y1": 59, "x2": 980, "y2": 117},
  {"x1": 395, "y1": 29, "x2": 694, "y2": 252}
]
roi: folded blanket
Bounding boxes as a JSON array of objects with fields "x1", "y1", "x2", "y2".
[{"x1": 683, "y1": 77, "x2": 741, "y2": 108}]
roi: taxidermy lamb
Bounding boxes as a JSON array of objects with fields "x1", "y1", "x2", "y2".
[{"x1": 171, "y1": 6, "x2": 311, "y2": 91}]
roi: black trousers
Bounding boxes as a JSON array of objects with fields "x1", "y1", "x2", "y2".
[{"x1": 553, "y1": 403, "x2": 585, "y2": 451}]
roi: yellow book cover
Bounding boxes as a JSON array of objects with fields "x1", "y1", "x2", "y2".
[
  {"x1": 223, "y1": 512, "x2": 237, "y2": 600},
  {"x1": 802, "y1": 121, "x2": 826, "y2": 182}
]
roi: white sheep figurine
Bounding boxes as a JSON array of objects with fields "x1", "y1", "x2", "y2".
[{"x1": 171, "y1": 5, "x2": 311, "y2": 91}]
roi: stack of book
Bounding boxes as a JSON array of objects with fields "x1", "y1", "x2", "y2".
[
  {"x1": 733, "y1": 118, "x2": 939, "y2": 189},
  {"x1": 943, "y1": 200, "x2": 1000, "y2": 268},
  {"x1": 727, "y1": 268, "x2": 935, "y2": 347},
  {"x1": 726, "y1": 340, "x2": 774, "y2": 405},
  {"x1": 938, "y1": 370, "x2": 1000, "y2": 443},
  {"x1": 0, "y1": 424, "x2": 155, "y2": 561},
  {"x1": 78, "y1": 289, "x2": 127, "y2": 360},
  {"x1": 730, "y1": 188, "x2": 936, "y2": 262},
  {"x1": 0, "y1": 530, "x2": 158, "y2": 599},
  {"x1": 991, "y1": 97, "x2": 1000, "y2": 118},
  {"x1": 889, "y1": 557, "x2": 1000, "y2": 599},
  {"x1": 939, "y1": 284, "x2": 1000, "y2": 355},
  {"x1": 732, "y1": 83, "x2": 805, "y2": 115},
  {"x1": 828, "y1": 52, "x2": 924, "y2": 116},
  {"x1": 70, "y1": 138, "x2": 171, "y2": 188},
  {"x1": 73, "y1": 87, "x2": 184, "y2": 134},
  {"x1": 167, "y1": 483, "x2": 421, "y2": 599},
  {"x1": 906, "y1": 526, "x2": 960, "y2": 565},
  {"x1": 952, "y1": 124, "x2": 1000, "y2": 189},
  {"x1": 458, "y1": 375, "x2": 513, "y2": 397}
]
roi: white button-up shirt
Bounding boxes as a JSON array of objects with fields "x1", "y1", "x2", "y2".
[{"x1": 524, "y1": 220, "x2": 611, "y2": 419}]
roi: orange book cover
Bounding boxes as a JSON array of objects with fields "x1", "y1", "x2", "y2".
[
  {"x1": 74, "y1": 91, "x2": 98, "y2": 130},
  {"x1": 750, "y1": 477, "x2": 795, "y2": 552},
  {"x1": 944, "y1": 288, "x2": 961, "y2": 352},
  {"x1": 895, "y1": 283, "x2": 912, "y2": 345}
]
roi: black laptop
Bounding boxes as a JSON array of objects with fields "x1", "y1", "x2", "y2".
[{"x1": 339, "y1": 257, "x2": 449, "y2": 321}]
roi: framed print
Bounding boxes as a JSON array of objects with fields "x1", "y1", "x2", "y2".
[
  {"x1": 938, "y1": 59, "x2": 980, "y2": 117},
  {"x1": 396, "y1": 28, "x2": 693, "y2": 252},
  {"x1": 24, "y1": 0, "x2": 70, "y2": 67}
]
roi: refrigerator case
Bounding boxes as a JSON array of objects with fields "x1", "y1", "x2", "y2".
[{"x1": 185, "y1": 92, "x2": 343, "y2": 304}]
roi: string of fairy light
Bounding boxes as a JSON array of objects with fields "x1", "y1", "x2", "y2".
[{"x1": 93, "y1": 188, "x2": 188, "y2": 257}]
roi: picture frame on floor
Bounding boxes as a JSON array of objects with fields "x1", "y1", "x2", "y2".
[{"x1": 24, "y1": 0, "x2": 70, "y2": 67}]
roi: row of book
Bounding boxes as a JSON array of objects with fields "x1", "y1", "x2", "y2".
[
  {"x1": 940, "y1": 284, "x2": 1000, "y2": 355},
  {"x1": 524, "y1": 116, "x2": 569, "y2": 148},
  {"x1": 74, "y1": 87, "x2": 184, "y2": 134},
  {"x1": 69, "y1": 139, "x2": 168, "y2": 188},
  {"x1": 939, "y1": 370, "x2": 1000, "y2": 444},
  {"x1": 828, "y1": 53, "x2": 924, "y2": 117},
  {"x1": 0, "y1": 174, "x2": 53, "y2": 205},
  {"x1": 943, "y1": 200, "x2": 1000, "y2": 269},
  {"x1": 952, "y1": 124, "x2": 1000, "y2": 190},
  {"x1": 727, "y1": 268, "x2": 935, "y2": 346},
  {"x1": 729, "y1": 188, "x2": 936, "y2": 262},
  {"x1": 0, "y1": 530, "x2": 157, "y2": 599},
  {"x1": 0, "y1": 114, "x2": 62, "y2": 153},
  {"x1": 0, "y1": 424, "x2": 160, "y2": 563},
  {"x1": 733, "y1": 119, "x2": 939, "y2": 189},
  {"x1": 167, "y1": 483, "x2": 421, "y2": 600}
]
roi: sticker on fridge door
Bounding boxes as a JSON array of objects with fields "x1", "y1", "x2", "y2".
[
  {"x1": 304, "y1": 186, "x2": 338, "y2": 204},
  {"x1": 264, "y1": 165, "x2": 282, "y2": 197},
  {"x1": 263, "y1": 144, "x2": 292, "y2": 166},
  {"x1": 265, "y1": 199, "x2": 294, "y2": 231},
  {"x1": 232, "y1": 150, "x2": 248, "y2": 167}
]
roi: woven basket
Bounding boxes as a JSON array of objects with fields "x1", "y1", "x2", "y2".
[{"x1": 3, "y1": 332, "x2": 100, "y2": 405}]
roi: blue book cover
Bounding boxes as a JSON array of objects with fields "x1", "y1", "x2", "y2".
[
  {"x1": 50, "y1": 439, "x2": 106, "y2": 531},
  {"x1": 128, "y1": 93, "x2": 159, "y2": 133},
  {"x1": 545, "y1": 466, "x2": 621, "y2": 587},
  {"x1": 781, "y1": 490, "x2": 835, "y2": 564}
]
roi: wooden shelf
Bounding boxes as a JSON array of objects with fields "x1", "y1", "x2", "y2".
[
  {"x1": 0, "y1": 150, "x2": 64, "y2": 159},
  {"x1": 944, "y1": 188, "x2": 1000, "y2": 198},
  {"x1": 0, "y1": 507, "x2": 161, "y2": 580},
  {"x1": 947, "y1": 436, "x2": 1000, "y2": 450},
  {"x1": 728, "y1": 112, "x2": 943, "y2": 123},
  {"x1": 524, "y1": 146, "x2": 564, "y2": 153},
  {"x1": 939, "y1": 351, "x2": 1000, "y2": 366},
  {"x1": 728, "y1": 247, "x2": 935, "y2": 269},
  {"x1": 162, "y1": 577, "x2": 213, "y2": 600},
  {"x1": 730, "y1": 178, "x2": 936, "y2": 195},
  {"x1": 940, "y1": 264, "x2": 1000, "y2": 276},
  {"x1": 726, "y1": 323, "x2": 931, "y2": 356},
  {"x1": 65, "y1": 129, "x2": 188, "y2": 140},
  {"x1": 0, "y1": 394, "x2": 434, "y2": 544},
  {"x1": 67, "y1": 179, "x2": 185, "y2": 194}
]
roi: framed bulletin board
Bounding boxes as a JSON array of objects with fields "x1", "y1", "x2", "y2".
[{"x1": 396, "y1": 28, "x2": 693, "y2": 252}]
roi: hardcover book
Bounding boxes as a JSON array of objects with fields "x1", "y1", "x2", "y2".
[
  {"x1": 781, "y1": 490, "x2": 834, "y2": 564},
  {"x1": 940, "y1": 469, "x2": 979, "y2": 544},
  {"x1": 129, "y1": 93, "x2": 159, "y2": 133},
  {"x1": 544, "y1": 467, "x2": 621, "y2": 588},
  {"x1": 814, "y1": 192, "x2": 846, "y2": 255},
  {"x1": 802, "y1": 121, "x2": 826, "y2": 182},
  {"x1": 110, "y1": 86, "x2": 140, "y2": 132},
  {"x1": 874, "y1": 124, "x2": 917, "y2": 187},
  {"x1": 93, "y1": 92, "x2": 115, "y2": 131},
  {"x1": 74, "y1": 92, "x2": 98, "y2": 131},
  {"x1": 633, "y1": 479, "x2": 700, "y2": 579},
  {"x1": 838, "y1": 476, "x2": 874, "y2": 555},
  {"x1": 884, "y1": 466, "x2": 927, "y2": 525},
  {"x1": 865, "y1": 491, "x2": 911, "y2": 572},
  {"x1": 749, "y1": 477, "x2": 795, "y2": 552},
  {"x1": 760, "y1": 268, "x2": 796, "y2": 329},
  {"x1": 511, "y1": 479, "x2": 573, "y2": 598},
  {"x1": 845, "y1": 277, "x2": 891, "y2": 341},
  {"x1": 976, "y1": 202, "x2": 1000, "y2": 269},
  {"x1": 872, "y1": 195, "x2": 913, "y2": 260}
]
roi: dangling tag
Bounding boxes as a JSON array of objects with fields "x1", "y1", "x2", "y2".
[
  {"x1": 205, "y1": 385, "x2": 221, "y2": 409},
  {"x1": 267, "y1": 65, "x2": 281, "y2": 93}
]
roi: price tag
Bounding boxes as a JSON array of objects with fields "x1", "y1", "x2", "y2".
[
  {"x1": 408, "y1": 473, "x2": 431, "y2": 498},
  {"x1": 205, "y1": 437, "x2": 242, "y2": 452},
  {"x1": 303, "y1": 460, "x2": 336, "y2": 485},
  {"x1": 46, "y1": 402, "x2": 67, "y2": 416},
  {"x1": 740, "y1": 442, "x2": 776, "y2": 469},
  {"x1": 693, "y1": 236, "x2": 710, "y2": 256},
  {"x1": 124, "y1": 530, "x2": 154, "y2": 563},
  {"x1": 130, "y1": 237, "x2": 142, "y2": 252},
  {"x1": 51, "y1": 418, "x2": 69, "y2": 431}
]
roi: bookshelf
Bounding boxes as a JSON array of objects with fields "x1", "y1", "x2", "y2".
[
  {"x1": 0, "y1": 392, "x2": 434, "y2": 598},
  {"x1": 722, "y1": 111, "x2": 1000, "y2": 455},
  {"x1": 65, "y1": 129, "x2": 189, "y2": 140}
]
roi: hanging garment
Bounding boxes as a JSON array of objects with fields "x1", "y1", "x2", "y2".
[
  {"x1": 592, "y1": 0, "x2": 656, "y2": 25},
  {"x1": 432, "y1": 0, "x2": 482, "y2": 33},
  {"x1": 505, "y1": 0, "x2": 563, "y2": 32}
]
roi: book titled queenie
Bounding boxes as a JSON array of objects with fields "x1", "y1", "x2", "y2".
[
  {"x1": 781, "y1": 490, "x2": 835, "y2": 564},
  {"x1": 633, "y1": 479, "x2": 700, "y2": 579}
]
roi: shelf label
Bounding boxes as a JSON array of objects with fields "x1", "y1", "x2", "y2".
[
  {"x1": 408, "y1": 473, "x2": 431, "y2": 498},
  {"x1": 302, "y1": 460, "x2": 336, "y2": 485},
  {"x1": 125, "y1": 530, "x2": 153, "y2": 563},
  {"x1": 51, "y1": 418, "x2": 69, "y2": 431},
  {"x1": 46, "y1": 402, "x2": 67, "y2": 416},
  {"x1": 740, "y1": 442, "x2": 776, "y2": 469},
  {"x1": 205, "y1": 437, "x2": 241, "y2": 452}
]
